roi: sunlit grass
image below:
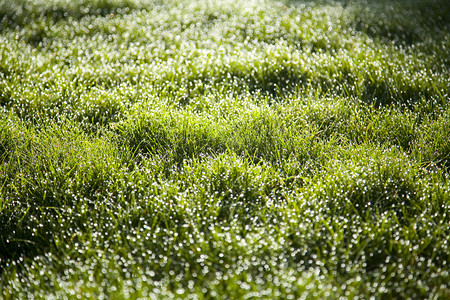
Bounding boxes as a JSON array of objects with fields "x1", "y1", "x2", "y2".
[{"x1": 1, "y1": 0, "x2": 449, "y2": 298}]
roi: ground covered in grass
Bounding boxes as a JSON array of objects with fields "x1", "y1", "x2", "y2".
[{"x1": 0, "y1": 0, "x2": 449, "y2": 298}]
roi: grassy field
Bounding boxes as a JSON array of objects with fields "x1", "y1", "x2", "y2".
[{"x1": 1, "y1": 0, "x2": 449, "y2": 298}]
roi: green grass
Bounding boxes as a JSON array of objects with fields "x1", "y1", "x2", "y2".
[{"x1": 1, "y1": 0, "x2": 449, "y2": 298}]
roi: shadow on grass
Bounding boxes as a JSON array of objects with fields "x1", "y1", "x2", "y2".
[
  {"x1": 360, "y1": 80, "x2": 443, "y2": 108},
  {"x1": 349, "y1": 0, "x2": 450, "y2": 45},
  {"x1": 288, "y1": 0, "x2": 450, "y2": 45}
]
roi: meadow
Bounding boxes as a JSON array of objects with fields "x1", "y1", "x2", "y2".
[{"x1": 0, "y1": 0, "x2": 449, "y2": 298}]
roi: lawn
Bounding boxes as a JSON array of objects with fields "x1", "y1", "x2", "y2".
[{"x1": 0, "y1": 0, "x2": 449, "y2": 298}]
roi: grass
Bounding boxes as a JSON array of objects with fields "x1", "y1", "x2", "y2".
[{"x1": 0, "y1": 0, "x2": 449, "y2": 298}]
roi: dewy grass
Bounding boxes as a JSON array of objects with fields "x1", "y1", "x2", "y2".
[{"x1": 1, "y1": 0, "x2": 449, "y2": 298}]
